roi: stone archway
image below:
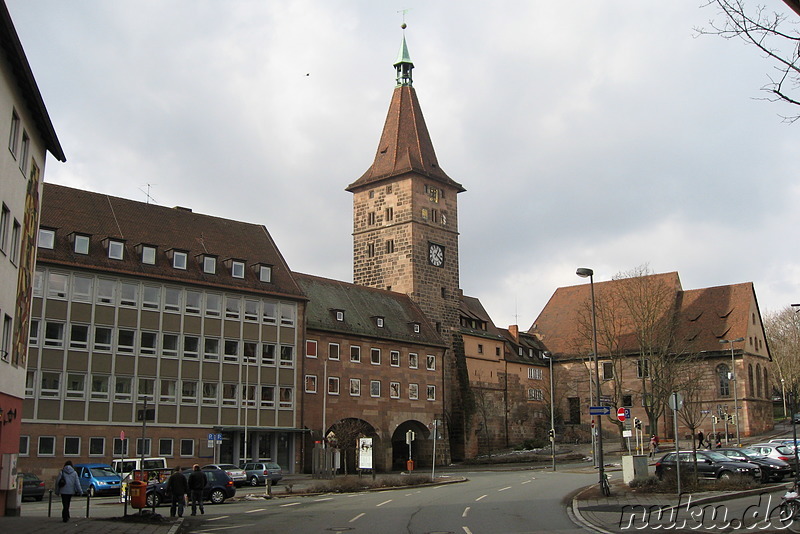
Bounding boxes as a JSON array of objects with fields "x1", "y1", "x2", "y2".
[
  {"x1": 327, "y1": 418, "x2": 380, "y2": 474},
  {"x1": 391, "y1": 420, "x2": 431, "y2": 471}
]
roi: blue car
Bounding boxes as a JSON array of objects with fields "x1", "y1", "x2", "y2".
[{"x1": 74, "y1": 463, "x2": 122, "y2": 497}]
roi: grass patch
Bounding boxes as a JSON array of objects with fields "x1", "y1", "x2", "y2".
[
  {"x1": 629, "y1": 473, "x2": 761, "y2": 494},
  {"x1": 304, "y1": 474, "x2": 432, "y2": 494}
]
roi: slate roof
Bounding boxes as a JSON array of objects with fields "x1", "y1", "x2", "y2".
[
  {"x1": 0, "y1": 2, "x2": 65, "y2": 162},
  {"x1": 346, "y1": 84, "x2": 464, "y2": 193},
  {"x1": 39, "y1": 183, "x2": 304, "y2": 299},
  {"x1": 294, "y1": 272, "x2": 446, "y2": 347},
  {"x1": 460, "y1": 294, "x2": 506, "y2": 342},
  {"x1": 498, "y1": 327, "x2": 548, "y2": 367},
  {"x1": 529, "y1": 272, "x2": 762, "y2": 358}
]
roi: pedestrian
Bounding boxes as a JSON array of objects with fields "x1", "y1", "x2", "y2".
[
  {"x1": 697, "y1": 430, "x2": 705, "y2": 449},
  {"x1": 715, "y1": 432, "x2": 722, "y2": 448},
  {"x1": 187, "y1": 464, "x2": 205, "y2": 516},
  {"x1": 649, "y1": 435, "x2": 659, "y2": 457},
  {"x1": 165, "y1": 466, "x2": 188, "y2": 518},
  {"x1": 54, "y1": 460, "x2": 82, "y2": 523}
]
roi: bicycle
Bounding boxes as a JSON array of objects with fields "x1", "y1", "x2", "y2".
[{"x1": 599, "y1": 472, "x2": 610, "y2": 497}]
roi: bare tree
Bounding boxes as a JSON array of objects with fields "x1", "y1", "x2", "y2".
[
  {"x1": 676, "y1": 368, "x2": 712, "y2": 483},
  {"x1": 764, "y1": 307, "x2": 800, "y2": 417},
  {"x1": 329, "y1": 418, "x2": 373, "y2": 475},
  {"x1": 697, "y1": 0, "x2": 800, "y2": 121}
]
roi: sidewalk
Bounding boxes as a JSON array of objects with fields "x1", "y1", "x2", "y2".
[{"x1": 0, "y1": 513, "x2": 183, "y2": 534}]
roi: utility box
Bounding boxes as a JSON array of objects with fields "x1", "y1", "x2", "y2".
[
  {"x1": 0, "y1": 454, "x2": 18, "y2": 490},
  {"x1": 622, "y1": 455, "x2": 649, "y2": 484}
]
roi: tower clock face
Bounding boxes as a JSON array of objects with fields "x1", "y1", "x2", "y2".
[{"x1": 428, "y1": 243, "x2": 444, "y2": 267}]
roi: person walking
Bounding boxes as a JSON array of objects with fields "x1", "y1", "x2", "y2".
[
  {"x1": 165, "y1": 466, "x2": 188, "y2": 518},
  {"x1": 187, "y1": 464, "x2": 205, "y2": 516},
  {"x1": 649, "y1": 435, "x2": 659, "y2": 457},
  {"x1": 697, "y1": 430, "x2": 705, "y2": 449},
  {"x1": 54, "y1": 460, "x2": 82, "y2": 523}
]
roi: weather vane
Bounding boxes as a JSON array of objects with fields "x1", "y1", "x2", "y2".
[{"x1": 398, "y1": 8, "x2": 411, "y2": 29}]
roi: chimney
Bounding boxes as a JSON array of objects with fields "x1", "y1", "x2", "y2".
[{"x1": 508, "y1": 325, "x2": 519, "y2": 342}]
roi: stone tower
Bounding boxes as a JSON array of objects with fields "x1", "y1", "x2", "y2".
[{"x1": 347, "y1": 33, "x2": 469, "y2": 459}]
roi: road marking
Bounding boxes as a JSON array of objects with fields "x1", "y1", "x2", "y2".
[
  {"x1": 462, "y1": 506, "x2": 470, "y2": 517},
  {"x1": 376, "y1": 499, "x2": 392, "y2": 507},
  {"x1": 314, "y1": 497, "x2": 333, "y2": 502},
  {"x1": 207, "y1": 516, "x2": 228, "y2": 521},
  {"x1": 498, "y1": 486, "x2": 512, "y2": 492},
  {"x1": 245, "y1": 508, "x2": 266, "y2": 514},
  {"x1": 521, "y1": 480, "x2": 532, "y2": 485},
  {"x1": 463, "y1": 527, "x2": 474, "y2": 534},
  {"x1": 280, "y1": 502, "x2": 302, "y2": 507},
  {"x1": 476, "y1": 494, "x2": 487, "y2": 501},
  {"x1": 350, "y1": 512, "x2": 365, "y2": 522},
  {"x1": 194, "y1": 526, "x2": 254, "y2": 532}
]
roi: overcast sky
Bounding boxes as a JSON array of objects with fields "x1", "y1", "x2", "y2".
[{"x1": 8, "y1": 1, "x2": 800, "y2": 329}]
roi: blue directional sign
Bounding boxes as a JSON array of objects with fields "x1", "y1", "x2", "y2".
[{"x1": 589, "y1": 406, "x2": 611, "y2": 416}]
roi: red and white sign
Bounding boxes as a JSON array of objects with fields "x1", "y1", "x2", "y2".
[{"x1": 617, "y1": 407, "x2": 627, "y2": 422}]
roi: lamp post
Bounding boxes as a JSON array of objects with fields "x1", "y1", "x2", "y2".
[
  {"x1": 719, "y1": 337, "x2": 745, "y2": 446},
  {"x1": 543, "y1": 351, "x2": 556, "y2": 471},
  {"x1": 577, "y1": 267, "x2": 604, "y2": 490},
  {"x1": 782, "y1": 378, "x2": 788, "y2": 419}
]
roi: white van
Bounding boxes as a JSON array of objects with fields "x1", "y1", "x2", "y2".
[{"x1": 112, "y1": 457, "x2": 168, "y2": 479}]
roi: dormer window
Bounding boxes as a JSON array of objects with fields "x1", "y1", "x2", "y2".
[
  {"x1": 258, "y1": 264, "x2": 272, "y2": 283},
  {"x1": 202, "y1": 255, "x2": 216, "y2": 274},
  {"x1": 375, "y1": 317, "x2": 385, "y2": 328},
  {"x1": 140, "y1": 245, "x2": 156, "y2": 265},
  {"x1": 232, "y1": 260, "x2": 245, "y2": 279},
  {"x1": 105, "y1": 239, "x2": 124, "y2": 260},
  {"x1": 335, "y1": 310, "x2": 344, "y2": 322},
  {"x1": 411, "y1": 323, "x2": 421, "y2": 333},
  {"x1": 173, "y1": 251, "x2": 188, "y2": 270},
  {"x1": 71, "y1": 233, "x2": 90, "y2": 255},
  {"x1": 38, "y1": 228, "x2": 55, "y2": 249}
]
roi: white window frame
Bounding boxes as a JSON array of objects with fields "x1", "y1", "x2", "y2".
[
  {"x1": 89, "y1": 437, "x2": 105, "y2": 457},
  {"x1": 371, "y1": 348, "x2": 380, "y2": 365},
  {"x1": 93, "y1": 327, "x2": 113, "y2": 352},
  {"x1": 350, "y1": 345, "x2": 361, "y2": 363},
  {"x1": 259, "y1": 265, "x2": 271, "y2": 282},
  {"x1": 90, "y1": 375, "x2": 109, "y2": 401},
  {"x1": 19, "y1": 435, "x2": 29, "y2": 456},
  {"x1": 426, "y1": 354, "x2": 436, "y2": 371},
  {"x1": 203, "y1": 256, "x2": 216, "y2": 274},
  {"x1": 260, "y1": 385, "x2": 275, "y2": 408},
  {"x1": 74, "y1": 234, "x2": 90, "y2": 255},
  {"x1": 38, "y1": 228, "x2": 55, "y2": 249},
  {"x1": 390, "y1": 351, "x2": 400, "y2": 367},
  {"x1": 350, "y1": 378, "x2": 361, "y2": 397},
  {"x1": 328, "y1": 343, "x2": 340, "y2": 361},
  {"x1": 65, "y1": 373, "x2": 85, "y2": 400},
  {"x1": 64, "y1": 436, "x2": 81, "y2": 456},
  {"x1": 306, "y1": 340, "x2": 318, "y2": 358},
  {"x1": 427, "y1": 385, "x2": 436, "y2": 401},
  {"x1": 390, "y1": 381, "x2": 400, "y2": 399},
  {"x1": 231, "y1": 260, "x2": 245, "y2": 279},
  {"x1": 305, "y1": 375, "x2": 317, "y2": 393},
  {"x1": 180, "y1": 439, "x2": 194, "y2": 457},
  {"x1": 173, "y1": 251, "x2": 187, "y2": 270},
  {"x1": 43, "y1": 321, "x2": 65, "y2": 348},
  {"x1": 205, "y1": 293, "x2": 221, "y2": 317},
  {"x1": 9, "y1": 219, "x2": 20, "y2": 264},
  {"x1": 142, "y1": 285, "x2": 160, "y2": 310},
  {"x1": 202, "y1": 382, "x2": 218, "y2": 405},
  {"x1": 160, "y1": 379, "x2": 176, "y2": 404},
  {"x1": 370, "y1": 380, "x2": 381, "y2": 398},
  {"x1": 114, "y1": 376, "x2": 133, "y2": 402},
  {"x1": 409, "y1": 353, "x2": 418, "y2": 369},
  {"x1": 279, "y1": 386, "x2": 293, "y2": 409},
  {"x1": 409, "y1": 383, "x2": 419, "y2": 400},
  {"x1": 38, "y1": 436, "x2": 55, "y2": 457},
  {"x1": 40, "y1": 371, "x2": 60, "y2": 398},
  {"x1": 159, "y1": 438, "x2": 174, "y2": 457},
  {"x1": 327, "y1": 376, "x2": 340, "y2": 395},
  {"x1": 280, "y1": 302, "x2": 296, "y2": 326},
  {"x1": 72, "y1": 275, "x2": 93, "y2": 302},
  {"x1": 142, "y1": 245, "x2": 156, "y2": 265},
  {"x1": 108, "y1": 240, "x2": 124, "y2": 260},
  {"x1": 47, "y1": 272, "x2": 68, "y2": 299}
]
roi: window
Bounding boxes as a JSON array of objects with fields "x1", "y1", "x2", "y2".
[
  {"x1": 172, "y1": 251, "x2": 187, "y2": 269},
  {"x1": 371, "y1": 348, "x2": 381, "y2": 365},
  {"x1": 180, "y1": 439, "x2": 194, "y2": 457},
  {"x1": 259, "y1": 265, "x2": 272, "y2": 283},
  {"x1": 10, "y1": 219, "x2": 20, "y2": 264},
  {"x1": 328, "y1": 377, "x2": 340, "y2": 395},
  {"x1": 426, "y1": 355, "x2": 436, "y2": 371},
  {"x1": 38, "y1": 228, "x2": 55, "y2": 249},
  {"x1": 261, "y1": 343, "x2": 276, "y2": 365},
  {"x1": 43, "y1": 321, "x2": 64, "y2": 348},
  {"x1": 73, "y1": 234, "x2": 90, "y2": 254},
  {"x1": 142, "y1": 286, "x2": 160, "y2": 309},
  {"x1": 426, "y1": 385, "x2": 436, "y2": 401},
  {"x1": 412, "y1": 323, "x2": 420, "y2": 333},
  {"x1": 117, "y1": 329, "x2": 135, "y2": 353},
  {"x1": 202, "y1": 382, "x2": 218, "y2": 405},
  {"x1": 159, "y1": 438, "x2": 174, "y2": 457},
  {"x1": 8, "y1": 109, "x2": 19, "y2": 156},
  {"x1": 113, "y1": 438, "x2": 129, "y2": 456},
  {"x1": 306, "y1": 340, "x2": 318, "y2": 358},
  {"x1": 528, "y1": 368, "x2": 543, "y2": 380},
  {"x1": 47, "y1": 272, "x2": 68, "y2": 299},
  {"x1": 263, "y1": 301, "x2": 277, "y2": 324},
  {"x1": 89, "y1": 437, "x2": 105, "y2": 456},
  {"x1": 90, "y1": 375, "x2": 109, "y2": 401},
  {"x1": 204, "y1": 337, "x2": 220, "y2": 360},
  {"x1": 206, "y1": 293, "x2": 221, "y2": 317},
  {"x1": 140, "y1": 331, "x2": 157, "y2": 355},
  {"x1": 225, "y1": 296, "x2": 240, "y2": 319},
  {"x1": 370, "y1": 380, "x2": 381, "y2": 397},
  {"x1": 367, "y1": 242, "x2": 375, "y2": 258},
  {"x1": 717, "y1": 364, "x2": 731, "y2": 397},
  {"x1": 164, "y1": 287, "x2": 181, "y2": 312},
  {"x1": 0, "y1": 315, "x2": 9, "y2": 361},
  {"x1": 160, "y1": 379, "x2": 176, "y2": 403},
  {"x1": 33, "y1": 269, "x2": 43, "y2": 296},
  {"x1": 637, "y1": 359, "x2": 650, "y2": 379},
  {"x1": 385, "y1": 240, "x2": 395, "y2": 253},
  {"x1": 94, "y1": 327, "x2": 112, "y2": 351},
  {"x1": 72, "y1": 275, "x2": 92, "y2": 301},
  {"x1": 368, "y1": 211, "x2": 376, "y2": 225},
  {"x1": 336, "y1": 310, "x2": 344, "y2": 321},
  {"x1": 64, "y1": 437, "x2": 80, "y2": 456},
  {"x1": 96, "y1": 279, "x2": 115, "y2": 304},
  {"x1": 602, "y1": 361, "x2": 614, "y2": 380},
  {"x1": 135, "y1": 438, "x2": 151, "y2": 457},
  {"x1": 409, "y1": 383, "x2": 419, "y2": 400},
  {"x1": 19, "y1": 130, "x2": 29, "y2": 173},
  {"x1": 428, "y1": 185, "x2": 440, "y2": 203},
  {"x1": 224, "y1": 339, "x2": 239, "y2": 362},
  {"x1": 409, "y1": 353, "x2": 418, "y2": 369},
  {"x1": 244, "y1": 300, "x2": 259, "y2": 321},
  {"x1": 40, "y1": 371, "x2": 60, "y2": 397},
  {"x1": 260, "y1": 386, "x2": 275, "y2": 408},
  {"x1": 108, "y1": 240, "x2": 124, "y2": 260},
  {"x1": 390, "y1": 351, "x2": 400, "y2": 367},
  {"x1": 203, "y1": 256, "x2": 216, "y2": 274},
  {"x1": 137, "y1": 378, "x2": 155, "y2": 402},
  {"x1": 222, "y1": 383, "x2": 238, "y2": 406},
  {"x1": 390, "y1": 381, "x2": 400, "y2": 399},
  {"x1": 477, "y1": 344, "x2": 483, "y2": 354},
  {"x1": 181, "y1": 381, "x2": 198, "y2": 404},
  {"x1": 142, "y1": 245, "x2": 156, "y2": 265},
  {"x1": 527, "y1": 388, "x2": 544, "y2": 401},
  {"x1": 185, "y1": 290, "x2": 201, "y2": 314},
  {"x1": 280, "y1": 345, "x2": 294, "y2": 367},
  {"x1": 232, "y1": 260, "x2": 245, "y2": 278},
  {"x1": 280, "y1": 303, "x2": 296, "y2": 326},
  {"x1": 622, "y1": 395, "x2": 633, "y2": 407},
  {"x1": 183, "y1": 335, "x2": 200, "y2": 359},
  {"x1": 119, "y1": 282, "x2": 138, "y2": 307},
  {"x1": 66, "y1": 373, "x2": 85, "y2": 400},
  {"x1": 385, "y1": 207, "x2": 394, "y2": 221},
  {"x1": 328, "y1": 343, "x2": 340, "y2": 361},
  {"x1": 115, "y1": 376, "x2": 132, "y2": 401},
  {"x1": 279, "y1": 387, "x2": 293, "y2": 408},
  {"x1": 28, "y1": 319, "x2": 39, "y2": 347},
  {"x1": 350, "y1": 345, "x2": 361, "y2": 363},
  {"x1": 162, "y1": 333, "x2": 178, "y2": 357},
  {"x1": 376, "y1": 317, "x2": 384, "y2": 328},
  {"x1": 243, "y1": 341, "x2": 257, "y2": 363},
  {"x1": 0, "y1": 204, "x2": 9, "y2": 253},
  {"x1": 38, "y1": 436, "x2": 55, "y2": 457},
  {"x1": 350, "y1": 378, "x2": 361, "y2": 396},
  {"x1": 305, "y1": 375, "x2": 317, "y2": 393}
]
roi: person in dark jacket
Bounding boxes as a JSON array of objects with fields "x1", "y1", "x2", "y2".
[
  {"x1": 187, "y1": 464, "x2": 205, "y2": 516},
  {"x1": 54, "y1": 460, "x2": 83, "y2": 523},
  {"x1": 165, "y1": 466, "x2": 188, "y2": 517}
]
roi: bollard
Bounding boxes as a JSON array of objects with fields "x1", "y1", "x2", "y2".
[
  {"x1": 47, "y1": 489, "x2": 53, "y2": 518},
  {"x1": 86, "y1": 492, "x2": 91, "y2": 518}
]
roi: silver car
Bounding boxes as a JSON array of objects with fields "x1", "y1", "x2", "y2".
[
  {"x1": 202, "y1": 463, "x2": 247, "y2": 487},
  {"x1": 748, "y1": 443, "x2": 797, "y2": 464},
  {"x1": 242, "y1": 462, "x2": 283, "y2": 486}
]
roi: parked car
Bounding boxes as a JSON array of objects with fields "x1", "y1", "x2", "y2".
[
  {"x1": 202, "y1": 464, "x2": 247, "y2": 487},
  {"x1": 145, "y1": 469, "x2": 235, "y2": 507},
  {"x1": 715, "y1": 448, "x2": 793, "y2": 482},
  {"x1": 20, "y1": 473, "x2": 45, "y2": 501},
  {"x1": 74, "y1": 463, "x2": 122, "y2": 496},
  {"x1": 748, "y1": 443, "x2": 797, "y2": 464},
  {"x1": 655, "y1": 450, "x2": 761, "y2": 480},
  {"x1": 242, "y1": 462, "x2": 283, "y2": 486},
  {"x1": 112, "y1": 457, "x2": 168, "y2": 480}
]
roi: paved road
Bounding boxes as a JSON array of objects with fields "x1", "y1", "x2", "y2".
[{"x1": 180, "y1": 469, "x2": 595, "y2": 534}]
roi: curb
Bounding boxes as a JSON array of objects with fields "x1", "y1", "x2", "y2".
[{"x1": 166, "y1": 517, "x2": 183, "y2": 534}]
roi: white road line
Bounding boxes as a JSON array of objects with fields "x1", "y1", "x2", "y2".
[
  {"x1": 521, "y1": 480, "x2": 532, "y2": 485},
  {"x1": 194, "y1": 526, "x2": 254, "y2": 532},
  {"x1": 207, "y1": 516, "x2": 228, "y2": 521},
  {"x1": 280, "y1": 502, "x2": 302, "y2": 507},
  {"x1": 314, "y1": 497, "x2": 333, "y2": 502},
  {"x1": 462, "y1": 506, "x2": 470, "y2": 518},
  {"x1": 350, "y1": 512, "x2": 365, "y2": 522},
  {"x1": 463, "y1": 526, "x2": 474, "y2": 534},
  {"x1": 376, "y1": 499, "x2": 392, "y2": 507},
  {"x1": 245, "y1": 508, "x2": 266, "y2": 514},
  {"x1": 498, "y1": 486, "x2": 512, "y2": 492},
  {"x1": 476, "y1": 494, "x2": 487, "y2": 501}
]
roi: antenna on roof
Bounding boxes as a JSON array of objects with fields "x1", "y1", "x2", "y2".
[
  {"x1": 397, "y1": 7, "x2": 411, "y2": 28},
  {"x1": 139, "y1": 184, "x2": 158, "y2": 205}
]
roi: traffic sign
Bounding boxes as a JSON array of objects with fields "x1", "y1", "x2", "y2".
[
  {"x1": 668, "y1": 392, "x2": 684, "y2": 411},
  {"x1": 617, "y1": 407, "x2": 627, "y2": 422},
  {"x1": 589, "y1": 406, "x2": 611, "y2": 416}
]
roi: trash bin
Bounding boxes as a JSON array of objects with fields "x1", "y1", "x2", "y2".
[
  {"x1": 406, "y1": 460, "x2": 414, "y2": 471},
  {"x1": 129, "y1": 480, "x2": 147, "y2": 509}
]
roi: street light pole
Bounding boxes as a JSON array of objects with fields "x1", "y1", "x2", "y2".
[
  {"x1": 543, "y1": 351, "x2": 556, "y2": 471},
  {"x1": 577, "y1": 267, "x2": 604, "y2": 490},
  {"x1": 719, "y1": 337, "x2": 745, "y2": 446}
]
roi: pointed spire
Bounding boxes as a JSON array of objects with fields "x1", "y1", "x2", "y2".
[{"x1": 394, "y1": 33, "x2": 414, "y2": 87}]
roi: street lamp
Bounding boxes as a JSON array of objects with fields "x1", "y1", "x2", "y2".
[
  {"x1": 543, "y1": 351, "x2": 556, "y2": 471},
  {"x1": 576, "y1": 267, "x2": 605, "y2": 493},
  {"x1": 719, "y1": 337, "x2": 745, "y2": 446}
]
